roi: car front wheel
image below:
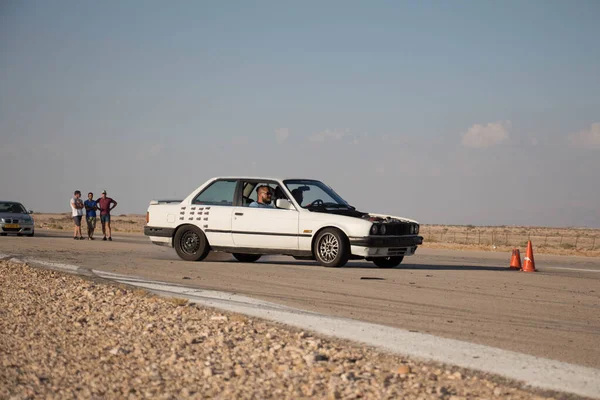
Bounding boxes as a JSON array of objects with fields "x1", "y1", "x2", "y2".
[
  {"x1": 233, "y1": 253, "x2": 262, "y2": 263},
  {"x1": 372, "y1": 256, "x2": 404, "y2": 268},
  {"x1": 174, "y1": 225, "x2": 210, "y2": 261},
  {"x1": 313, "y1": 228, "x2": 349, "y2": 268}
]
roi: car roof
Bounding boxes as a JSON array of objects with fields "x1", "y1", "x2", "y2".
[{"x1": 209, "y1": 176, "x2": 321, "y2": 182}]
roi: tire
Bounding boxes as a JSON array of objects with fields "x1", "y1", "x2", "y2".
[
  {"x1": 233, "y1": 253, "x2": 262, "y2": 263},
  {"x1": 372, "y1": 256, "x2": 404, "y2": 268},
  {"x1": 17, "y1": 233, "x2": 22, "y2": 237},
  {"x1": 174, "y1": 225, "x2": 210, "y2": 262},
  {"x1": 0, "y1": 233, "x2": 7, "y2": 236},
  {"x1": 27, "y1": 231, "x2": 35, "y2": 237},
  {"x1": 313, "y1": 228, "x2": 349, "y2": 268}
]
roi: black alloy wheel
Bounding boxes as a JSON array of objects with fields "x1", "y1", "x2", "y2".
[{"x1": 174, "y1": 225, "x2": 210, "y2": 261}]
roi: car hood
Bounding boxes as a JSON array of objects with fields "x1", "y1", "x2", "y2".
[{"x1": 307, "y1": 208, "x2": 419, "y2": 224}]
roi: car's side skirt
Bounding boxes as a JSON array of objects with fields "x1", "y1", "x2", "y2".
[
  {"x1": 210, "y1": 246, "x2": 313, "y2": 257},
  {"x1": 206, "y1": 229, "x2": 311, "y2": 238}
]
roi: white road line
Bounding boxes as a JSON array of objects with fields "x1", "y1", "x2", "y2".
[
  {"x1": 543, "y1": 266, "x2": 600, "y2": 273},
  {"x1": 92, "y1": 268, "x2": 600, "y2": 399},
  {"x1": 25, "y1": 258, "x2": 80, "y2": 272}
]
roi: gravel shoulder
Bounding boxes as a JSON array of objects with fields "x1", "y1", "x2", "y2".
[{"x1": 0, "y1": 260, "x2": 577, "y2": 399}]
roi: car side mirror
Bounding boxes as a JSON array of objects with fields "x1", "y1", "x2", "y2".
[
  {"x1": 275, "y1": 199, "x2": 294, "y2": 210},
  {"x1": 28, "y1": 210, "x2": 34, "y2": 214}
]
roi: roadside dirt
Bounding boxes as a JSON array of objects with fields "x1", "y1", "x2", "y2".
[
  {"x1": 1, "y1": 231, "x2": 599, "y2": 370},
  {"x1": 0, "y1": 260, "x2": 570, "y2": 399}
]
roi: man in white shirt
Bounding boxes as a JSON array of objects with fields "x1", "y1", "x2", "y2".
[{"x1": 70, "y1": 190, "x2": 84, "y2": 240}]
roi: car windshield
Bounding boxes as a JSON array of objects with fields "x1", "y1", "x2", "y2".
[
  {"x1": 0, "y1": 202, "x2": 27, "y2": 214},
  {"x1": 283, "y1": 180, "x2": 352, "y2": 209}
]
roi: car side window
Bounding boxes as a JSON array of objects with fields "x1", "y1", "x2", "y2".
[{"x1": 192, "y1": 180, "x2": 237, "y2": 206}]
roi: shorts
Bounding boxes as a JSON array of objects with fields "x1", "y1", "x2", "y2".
[
  {"x1": 100, "y1": 214, "x2": 111, "y2": 223},
  {"x1": 73, "y1": 215, "x2": 83, "y2": 226},
  {"x1": 86, "y1": 217, "x2": 96, "y2": 230}
]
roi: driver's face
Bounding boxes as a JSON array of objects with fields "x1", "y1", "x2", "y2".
[{"x1": 258, "y1": 188, "x2": 272, "y2": 204}]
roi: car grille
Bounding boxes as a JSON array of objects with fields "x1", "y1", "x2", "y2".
[
  {"x1": 384, "y1": 223, "x2": 413, "y2": 236},
  {"x1": 2, "y1": 227, "x2": 20, "y2": 232},
  {"x1": 3, "y1": 219, "x2": 19, "y2": 224}
]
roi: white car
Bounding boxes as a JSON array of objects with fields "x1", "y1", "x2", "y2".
[{"x1": 144, "y1": 177, "x2": 423, "y2": 268}]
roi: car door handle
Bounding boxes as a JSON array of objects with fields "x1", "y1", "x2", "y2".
[{"x1": 235, "y1": 212, "x2": 244, "y2": 216}]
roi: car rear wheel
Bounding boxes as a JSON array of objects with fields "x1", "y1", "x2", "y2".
[
  {"x1": 372, "y1": 256, "x2": 404, "y2": 268},
  {"x1": 174, "y1": 225, "x2": 210, "y2": 262},
  {"x1": 232, "y1": 253, "x2": 262, "y2": 263},
  {"x1": 313, "y1": 228, "x2": 349, "y2": 268}
]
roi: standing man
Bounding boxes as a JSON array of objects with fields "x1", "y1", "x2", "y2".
[
  {"x1": 70, "y1": 190, "x2": 84, "y2": 240},
  {"x1": 84, "y1": 192, "x2": 98, "y2": 240},
  {"x1": 97, "y1": 190, "x2": 117, "y2": 241}
]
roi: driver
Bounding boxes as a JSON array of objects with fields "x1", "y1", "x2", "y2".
[{"x1": 249, "y1": 185, "x2": 275, "y2": 208}]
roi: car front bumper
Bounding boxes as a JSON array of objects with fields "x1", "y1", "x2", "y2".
[
  {"x1": 0, "y1": 222, "x2": 34, "y2": 234},
  {"x1": 348, "y1": 235, "x2": 423, "y2": 258}
]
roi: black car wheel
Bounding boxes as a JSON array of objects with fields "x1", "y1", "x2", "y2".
[
  {"x1": 372, "y1": 256, "x2": 404, "y2": 268},
  {"x1": 174, "y1": 225, "x2": 210, "y2": 261},
  {"x1": 313, "y1": 228, "x2": 349, "y2": 268},
  {"x1": 232, "y1": 253, "x2": 262, "y2": 263}
]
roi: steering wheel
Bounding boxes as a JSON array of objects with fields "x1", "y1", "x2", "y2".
[{"x1": 308, "y1": 199, "x2": 324, "y2": 207}]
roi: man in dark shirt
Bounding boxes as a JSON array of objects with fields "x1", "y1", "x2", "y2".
[
  {"x1": 96, "y1": 190, "x2": 117, "y2": 241},
  {"x1": 84, "y1": 192, "x2": 98, "y2": 240}
]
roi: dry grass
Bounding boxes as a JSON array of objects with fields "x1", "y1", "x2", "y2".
[
  {"x1": 33, "y1": 213, "x2": 599, "y2": 257},
  {"x1": 421, "y1": 224, "x2": 600, "y2": 257},
  {"x1": 34, "y1": 213, "x2": 145, "y2": 234}
]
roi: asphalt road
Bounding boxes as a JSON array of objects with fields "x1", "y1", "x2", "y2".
[{"x1": 2, "y1": 230, "x2": 599, "y2": 369}]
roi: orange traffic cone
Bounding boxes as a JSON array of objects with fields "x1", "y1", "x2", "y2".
[
  {"x1": 509, "y1": 249, "x2": 521, "y2": 270},
  {"x1": 521, "y1": 241, "x2": 536, "y2": 272}
]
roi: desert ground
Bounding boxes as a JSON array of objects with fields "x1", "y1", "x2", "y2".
[
  {"x1": 32, "y1": 213, "x2": 600, "y2": 257},
  {"x1": 2, "y1": 215, "x2": 598, "y2": 398}
]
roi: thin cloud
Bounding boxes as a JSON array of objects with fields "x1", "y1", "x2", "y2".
[
  {"x1": 461, "y1": 121, "x2": 511, "y2": 148},
  {"x1": 275, "y1": 128, "x2": 290, "y2": 144},
  {"x1": 568, "y1": 123, "x2": 600, "y2": 148},
  {"x1": 309, "y1": 128, "x2": 349, "y2": 142}
]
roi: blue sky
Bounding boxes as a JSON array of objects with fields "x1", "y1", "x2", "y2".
[{"x1": 1, "y1": 1, "x2": 599, "y2": 227}]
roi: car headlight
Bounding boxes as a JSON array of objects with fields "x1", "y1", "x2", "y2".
[
  {"x1": 379, "y1": 224, "x2": 386, "y2": 235},
  {"x1": 370, "y1": 224, "x2": 379, "y2": 235},
  {"x1": 415, "y1": 224, "x2": 419, "y2": 234},
  {"x1": 0, "y1": 218, "x2": 5, "y2": 223}
]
